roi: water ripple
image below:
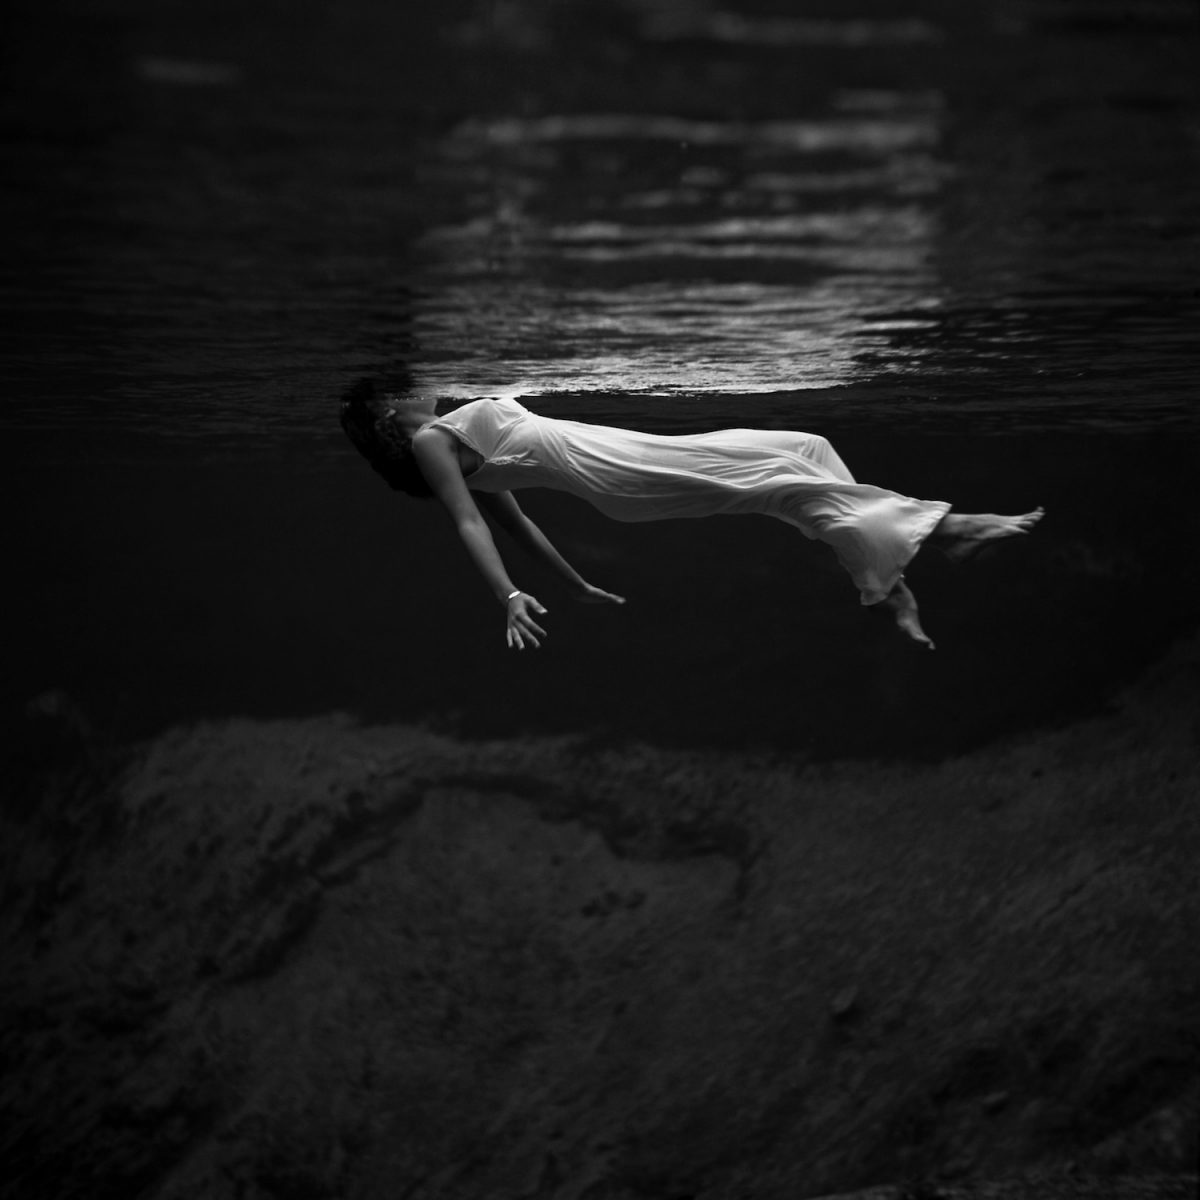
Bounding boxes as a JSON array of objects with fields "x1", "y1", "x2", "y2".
[
  {"x1": 642, "y1": 9, "x2": 945, "y2": 47},
  {"x1": 2, "y1": 1, "x2": 1197, "y2": 445},
  {"x1": 456, "y1": 113, "x2": 938, "y2": 154}
]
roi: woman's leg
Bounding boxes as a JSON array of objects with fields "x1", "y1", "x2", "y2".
[
  {"x1": 927, "y1": 509, "x2": 1046, "y2": 560},
  {"x1": 877, "y1": 508, "x2": 1045, "y2": 647},
  {"x1": 879, "y1": 577, "x2": 934, "y2": 649}
]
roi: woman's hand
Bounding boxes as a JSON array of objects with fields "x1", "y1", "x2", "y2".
[
  {"x1": 506, "y1": 592, "x2": 549, "y2": 650},
  {"x1": 572, "y1": 581, "x2": 627, "y2": 606}
]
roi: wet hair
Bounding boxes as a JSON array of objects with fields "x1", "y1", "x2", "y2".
[{"x1": 339, "y1": 378, "x2": 434, "y2": 498}]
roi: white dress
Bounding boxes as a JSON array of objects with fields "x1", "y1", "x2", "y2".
[{"x1": 431, "y1": 398, "x2": 950, "y2": 605}]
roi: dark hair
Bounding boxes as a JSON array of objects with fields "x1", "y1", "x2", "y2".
[{"x1": 339, "y1": 378, "x2": 433, "y2": 498}]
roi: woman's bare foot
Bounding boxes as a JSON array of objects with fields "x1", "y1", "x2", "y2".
[
  {"x1": 932, "y1": 507, "x2": 1045, "y2": 563},
  {"x1": 880, "y1": 579, "x2": 935, "y2": 650}
]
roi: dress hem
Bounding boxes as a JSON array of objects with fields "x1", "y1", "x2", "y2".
[{"x1": 858, "y1": 500, "x2": 952, "y2": 606}]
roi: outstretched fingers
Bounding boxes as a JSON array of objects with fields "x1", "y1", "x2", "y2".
[
  {"x1": 507, "y1": 625, "x2": 541, "y2": 650},
  {"x1": 507, "y1": 621, "x2": 545, "y2": 650},
  {"x1": 590, "y1": 587, "x2": 627, "y2": 605},
  {"x1": 574, "y1": 581, "x2": 628, "y2": 605},
  {"x1": 506, "y1": 594, "x2": 549, "y2": 650}
]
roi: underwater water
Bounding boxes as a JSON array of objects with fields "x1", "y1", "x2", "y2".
[
  {"x1": 3, "y1": 0, "x2": 1200, "y2": 755},
  {"x1": 5, "y1": 7, "x2": 1200, "y2": 1194}
]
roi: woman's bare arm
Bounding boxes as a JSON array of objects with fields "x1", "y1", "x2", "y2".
[
  {"x1": 411, "y1": 428, "x2": 549, "y2": 649},
  {"x1": 477, "y1": 491, "x2": 626, "y2": 606}
]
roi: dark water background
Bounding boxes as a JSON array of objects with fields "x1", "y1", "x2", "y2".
[{"x1": 4, "y1": 0, "x2": 1200, "y2": 757}]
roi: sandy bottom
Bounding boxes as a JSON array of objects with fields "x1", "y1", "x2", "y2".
[{"x1": 3, "y1": 633, "x2": 1199, "y2": 1199}]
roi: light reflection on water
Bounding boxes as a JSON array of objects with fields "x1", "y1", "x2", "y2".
[
  {"x1": 640, "y1": 12, "x2": 944, "y2": 47},
  {"x1": 412, "y1": 101, "x2": 945, "y2": 396},
  {"x1": 0, "y1": 0, "x2": 1197, "y2": 443},
  {"x1": 403, "y1": 43, "x2": 1199, "y2": 423}
]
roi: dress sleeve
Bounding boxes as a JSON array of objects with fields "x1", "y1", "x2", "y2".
[{"x1": 430, "y1": 398, "x2": 526, "y2": 463}]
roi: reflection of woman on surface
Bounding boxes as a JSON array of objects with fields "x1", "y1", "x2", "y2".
[{"x1": 341, "y1": 380, "x2": 1043, "y2": 652}]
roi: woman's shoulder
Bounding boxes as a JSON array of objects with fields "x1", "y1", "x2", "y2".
[
  {"x1": 435, "y1": 395, "x2": 528, "y2": 429},
  {"x1": 425, "y1": 395, "x2": 530, "y2": 458},
  {"x1": 463, "y1": 395, "x2": 529, "y2": 414}
]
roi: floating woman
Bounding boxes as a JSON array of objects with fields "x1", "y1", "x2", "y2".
[{"x1": 340, "y1": 380, "x2": 1043, "y2": 652}]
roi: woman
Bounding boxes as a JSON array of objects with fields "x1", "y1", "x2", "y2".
[{"x1": 341, "y1": 380, "x2": 1043, "y2": 651}]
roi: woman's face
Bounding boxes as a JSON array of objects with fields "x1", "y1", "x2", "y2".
[{"x1": 385, "y1": 394, "x2": 439, "y2": 432}]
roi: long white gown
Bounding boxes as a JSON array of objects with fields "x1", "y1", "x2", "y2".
[{"x1": 431, "y1": 398, "x2": 950, "y2": 606}]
